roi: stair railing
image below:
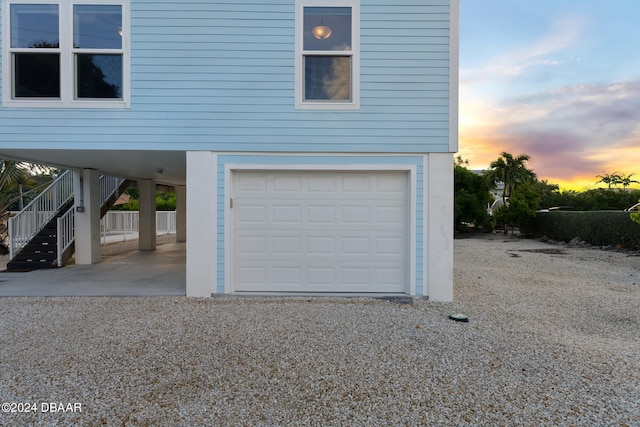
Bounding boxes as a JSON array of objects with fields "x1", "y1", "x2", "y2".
[
  {"x1": 56, "y1": 208, "x2": 74, "y2": 267},
  {"x1": 8, "y1": 170, "x2": 74, "y2": 259},
  {"x1": 9, "y1": 171, "x2": 127, "y2": 263},
  {"x1": 100, "y1": 175, "x2": 126, "y2": 205},
  {"x1": 55, "y1": 174, "x2": 126, "y2": 267}
]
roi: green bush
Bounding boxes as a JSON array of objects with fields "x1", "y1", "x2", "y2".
[
  {"x1": 631, "y1": 199, "x2": 640, "y2": 224},
  {"x1": 454, "y1": 164, "x2": 493, "y2": 232},
  {"x1": 522, "y1": 211, "x2": 640, "y2": 250},
  {"x1": 111, "y1": 191, "x2": 176, "y2": 211}
]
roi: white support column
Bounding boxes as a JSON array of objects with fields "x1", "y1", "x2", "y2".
[
  {"x1": 74, "y1": 168, "x2": 101, "y2": 265},
  {"x1": 424, "y1": 153, "x2": 454, "y2": 302},
  {"x1": 186, "y1": 151, "x2": 217, "y2": 297},
  {"x1": 138, "y1": 179, "x2": 156, "y2": 251},
  {"x1": 175, "y1": 185, "x2": 186, "y2": 243}
]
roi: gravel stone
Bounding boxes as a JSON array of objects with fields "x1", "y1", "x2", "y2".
[{"x1": 0, "y1": 235, "x2": 638, "y2": 426}]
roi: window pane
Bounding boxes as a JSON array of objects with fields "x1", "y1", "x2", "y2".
[
  {"x1": 74, "y1": 5, "x2": 122, "y2": 49},
  {"x1": 304, "y1": 7, "x2": 351, "y2": 51},
  {"x1": 14, "y1": 53, "x2": 60, "y2": 97},
  {"x1": 11, "y1": 4, "x2": 59, "y2": 48},
  {"x1": 304, "y1": 56, "x2": 351, "y2": 101},
  {"x1": 76, "y1": 54, "x2": 122, "y2": 98}
]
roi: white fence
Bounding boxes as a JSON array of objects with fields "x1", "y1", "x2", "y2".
[{"x1": 101, "y1": 211, "x2": 176, "y2": 244}]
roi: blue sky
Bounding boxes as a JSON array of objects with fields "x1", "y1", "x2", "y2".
[{"x1": 459, "y1": 0, "x2": 640, "y2": 189}]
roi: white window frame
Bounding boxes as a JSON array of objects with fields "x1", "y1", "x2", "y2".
[
  {"x1": 295, "y1": 0, "x2": 360, "y2": 110},
  {"x1": 2, "y1": 0, "x2": 130, "y2": 108}
]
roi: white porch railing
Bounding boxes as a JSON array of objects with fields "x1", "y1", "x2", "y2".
[
  {"x1": 101, "y1": 211, "x2": 176, "y2": 243},
  {"x1": 156, "y1": 211, "x2": 176, "y2": 234},
  {"x1": 8, "y1": 170, "x2": 74, "y2": 259}
]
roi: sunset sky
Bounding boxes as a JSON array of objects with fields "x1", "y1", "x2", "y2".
[{"x1": 458, "y1": 1, "x2": 640, "y2": 190}]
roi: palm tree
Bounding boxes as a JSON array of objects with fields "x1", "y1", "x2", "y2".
[
  {"x1": 0, "y1": 161, "x2": 52, "y2": 251},
  {"x1": 596, "y1": 171, "x2": 622, "y2": 189},
  {"x1": 486, "y1": 152, "x2": 536, "y2": 204},
  {"x1": 0, "y1": 160, "x2": 21, "y2": 191},
  {"x1": 0, "y1": 161, "x2": 22, "y2": 252},
  {"x1": 620, "y1": 173, "x2": 639, "y2": 189}
]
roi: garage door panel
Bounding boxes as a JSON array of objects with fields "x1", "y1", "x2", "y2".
[
  {"x1": 376, "y1": 237, "x2": 406, "y2": 255},
  {"x1": 342, "y1": 175, "x2": 371, "y2": 192},
  {"x1": 236, "y1": 267, "x2": 267, "y2": 286},
  {"x1": 342, "y1": 267, "x2": 370, "y2": 285},
  {"x1": 236, "y1": 204, "x2": 267, "y2": 224},
  {"x1": 273, "y1": 175, "x2": 303, "y2": 192},
  {"x1": 340, "y1": 236, "x2": 371, "y2": 256},
  {"x1": 307, "y1": 236, "x2": 336, "y2": 255},
  {"x1": 307, "y1": 205, "x2": 337, "y2": 223},
  {"x1": 375, "y1": 267, "x2": 406, "y2": 285},
  {"x1": 376, "y1": 206, "x2": 406, "y2": 224},
  {"x1": 272, "y1": 236, "x2": 301, "y2": 255},
  {"x1": 341, "y1": 206, "x2": 371, "y2": 224},
  {"x1": 272, "y1": 267, "x2": 301, "y2": 285},
  {"x1": 376, "y1": 174, "x2": 407, "y2": 192},
  {"x1": 272, "y1": 205, "x2": 302, "y2": 224},
  {"x1": 236, "y1": 236, "x2": 267, "y2": 254},
  {"x1": 308, "y1": 176, "x2": 337, "y2": 192},
  {"x1": 237, "y1": 232, "x2": 403, "y2": 258},
  {"x1": 233, "y1": 171, "x2": 408, "y2": 293},
  {"x1": 237, "y1": 175, "x2": 268, "y2": 192},
  {"x1": 308, "y1": 267, "x2": 336, "y2": 285}
]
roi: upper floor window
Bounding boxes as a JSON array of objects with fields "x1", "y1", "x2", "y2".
[
  {"x1": 2, "y1": 0, "x2": 130, "y2": 108},
  {"x1": 295, "y1": 0, "x2": 359, "y2": 110}
]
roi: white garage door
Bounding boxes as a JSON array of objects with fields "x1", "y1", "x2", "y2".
[{"x1": 232, "y1": 170, "x2": 409, "y2": 293}]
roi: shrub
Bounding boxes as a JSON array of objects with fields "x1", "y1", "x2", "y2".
[
  {"x1": 454, "y1": 164, "x2": 492, "y2": 231},
  {"x1": 522, "y1": 211, "x2": 640, "y2": 249},
  {"x1": 631, "y1": 199, "x2": 640, "y2": 224},
  {"x1": 494, "y1": 182, "x2": 539, "y2": 235}
]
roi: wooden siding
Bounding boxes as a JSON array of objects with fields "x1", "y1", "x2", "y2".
[{"x1": 0, "y1": 0, "x2": 452, "y2": 153}]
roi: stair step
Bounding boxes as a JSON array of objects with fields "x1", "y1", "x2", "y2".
[
  {"x1": 12, "y1": 252, "x2": 56, "y2": 259},
  {"x1": 33, "y1": 240, "x2": 57, "y2": 245},
  {"x1": 6, "y1": 261, "x2": 56, "y2": 271},
  {"x1": 11, "y1": 254, "x2": 57, "y2": 262},
  {"x1": 13, "y1": 250, "x2": 56, "y2": 257}
]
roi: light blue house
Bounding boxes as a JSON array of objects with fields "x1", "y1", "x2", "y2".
[{"x1": 0, "y1": 0, "x2": 458, "y2": 300}]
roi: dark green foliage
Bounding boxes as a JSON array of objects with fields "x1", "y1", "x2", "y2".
[
  {"x1": 493, "y1": 182, "x2": 540, "y2": 234},
  {"x1": 522, "y1": 211, "x2": 640, "y2": 250},
  {"x1": 3, "y1": 172, "x2": 57, "y2": 210},
  {"x1": 454, "y1": 164, "x2": 493, "y2": 231},
  {"x1": 532, "y1": 179, "x2": 560, "y2": 209},
  {"x1": 485, "y1": 152, "x2": 536, "y2": 201},
  {"x1": 155, "y1": 192, "x2": 176, "y2": 211},
  {"x1": 111, "y1": 191, "x2": 176, "y2": 211},
  {"x1": 537, "y1": 187, "x2": 640, "y2": 211},
  {"x1": 632, "y1": 200, "x2": 640, "y2": 224}
]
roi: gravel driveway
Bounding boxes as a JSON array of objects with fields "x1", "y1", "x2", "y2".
[{"x1": 1, "y1": 235, "x2": 638, "y2": 426}]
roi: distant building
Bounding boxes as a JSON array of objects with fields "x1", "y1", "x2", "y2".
[{"x1": 471, "y1": 170, "x2": 504, "y2": 200}]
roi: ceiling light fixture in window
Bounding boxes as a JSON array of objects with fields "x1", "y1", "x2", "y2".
[{"x1": 312, "y1": 20, "x2": 332, "y2": 39}]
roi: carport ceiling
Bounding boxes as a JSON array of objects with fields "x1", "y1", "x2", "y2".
[{"x1": 0, "y1": 149, "x2": 186, "y2": 186}]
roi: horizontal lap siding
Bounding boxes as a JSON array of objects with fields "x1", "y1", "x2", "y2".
[{"x1": 0, "y1": 0, "x2": 452, "y2": 153}]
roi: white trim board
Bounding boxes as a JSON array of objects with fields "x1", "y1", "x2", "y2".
[{"x1": 224, "y1": 164, "x2": 417, "y2": 295}]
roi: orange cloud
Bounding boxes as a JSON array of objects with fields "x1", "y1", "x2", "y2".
[{"x1": 458, "y1": 81, "x2": 640, "y2": 190}]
